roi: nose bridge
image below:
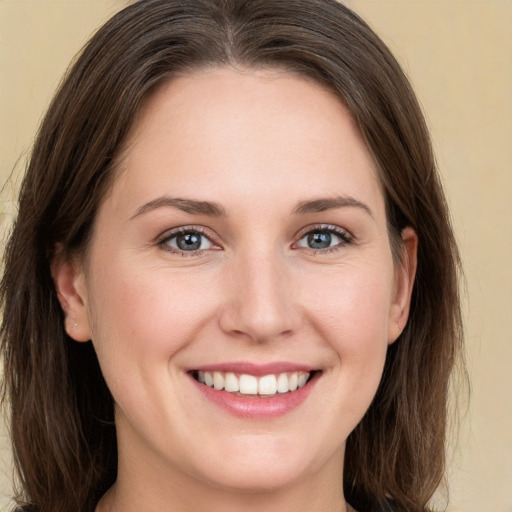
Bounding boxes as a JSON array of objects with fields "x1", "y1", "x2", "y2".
[{"x1": 219, "y1": 245, "x2": 301, "y2": 342}]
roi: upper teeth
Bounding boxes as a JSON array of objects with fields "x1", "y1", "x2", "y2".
[{"x1": 197, "y1": 371, "x2": 310, "y2": 395}]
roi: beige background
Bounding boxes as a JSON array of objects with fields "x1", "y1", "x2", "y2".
[{"x1": 1, "y1": 1, "x2": 511, "y2": 511}]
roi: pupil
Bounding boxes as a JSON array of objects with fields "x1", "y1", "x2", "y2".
[
  {"x1": 177, "y1": 233, "x2": 201, "y2": 251},
  {"x1": 308, "y1": 232, "x2": 331, "y2": 249}
]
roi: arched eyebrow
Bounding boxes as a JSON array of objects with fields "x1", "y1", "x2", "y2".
[
  {"x1": 292, "y1": 196, "x2": 374, "y2": 218},
  {"x1": 130, "y1": 196, "x2": 226, "y2": 219},
  {"x1": 130, "y1": 194, "x2": 373, "y2": 220}
]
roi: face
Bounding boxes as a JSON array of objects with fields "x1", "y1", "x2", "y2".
[{"x1": 56, "y1": 67, "x2": 416, "y2": 499}]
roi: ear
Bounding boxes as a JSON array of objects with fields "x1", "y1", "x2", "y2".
[
  {"x1": 50, "y1": 245, "x2": 92, "y2": 342},
  {"x1": 388, "y1": 226, "x2": 418, "y2": 344}
]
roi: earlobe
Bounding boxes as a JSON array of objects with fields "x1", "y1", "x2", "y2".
[
  {"x1": 388, "y1": 226, "x2": 418, "y2": 344},
  {"x1": 50, "y1": 245, "x2": 92, "y2": 342}
]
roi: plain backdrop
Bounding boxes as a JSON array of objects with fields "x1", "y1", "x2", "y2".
[{"x1": 1, "y1": 1, "x2": 511, "y2": 511}]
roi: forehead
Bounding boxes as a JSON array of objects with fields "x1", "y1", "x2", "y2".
[
  {"x1": 128, "y1": 67, "x2": 365, "y2": 155},
  {"x1": 109, "y1": 66, "x2": 384, "y2": 219}
]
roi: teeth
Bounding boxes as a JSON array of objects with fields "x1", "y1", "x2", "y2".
[
  {"x1": 224, "y1": 372, "x2": 239, "y2": 392},
  {"x1": 213, "y1": 372, "x2": 225, "y2": 390},
  {"x1": 258, "y1": 374, "x2": 277, "y2": 395},
  {"x1": 277, "y1": 373, "x2": 289, "y2": 393},
  {"x1": 196, "y1": 370, "x2": 311, "y2": 396},
  {"x1": 204, "y1": 372, "x2": 214, "y2": 387},
  {"x1": 289, "y1": 372, "x2": 298, "y2": 391},
  {"x1": 239, "y1": 374, "x2": 258, "y2": 394}
]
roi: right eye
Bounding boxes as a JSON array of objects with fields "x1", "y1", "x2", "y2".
[{"x1": 160, "y1": 227, "x2": 217, "y2": 254}]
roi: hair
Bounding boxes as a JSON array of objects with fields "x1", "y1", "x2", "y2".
[{"x1": 1, "y1": 1, "x2": 463, "y2": 511}]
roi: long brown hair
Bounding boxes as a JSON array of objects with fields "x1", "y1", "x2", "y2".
[{"x1": 1, "y1": 1, "x2": 463, "y2": 511}]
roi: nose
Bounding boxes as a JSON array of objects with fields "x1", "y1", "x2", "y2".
[{"x1": 218, "y1": 250, "x2": 302, "y2": 343}]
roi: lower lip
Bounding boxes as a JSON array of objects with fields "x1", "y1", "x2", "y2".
[{"x1": 190, "y1": 372, "x2": 320, "y2": 419}]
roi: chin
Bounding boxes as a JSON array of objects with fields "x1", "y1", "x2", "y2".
[
  {"x1": 190, "y1": 435, "x2": 330, "y2": 494},
  {"x1": 199, "y1": 462, "x2": 306, "y2": 494}
]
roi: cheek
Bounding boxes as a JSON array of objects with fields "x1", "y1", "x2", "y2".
[
  {"x1": 304, "y1": 259, "x2": 394, "y2": 339},
  {"x1": 301, "y1": 260, "x2": 393, "y2": 393},
  {"x1": 84, "y1": 255, "x2": 218, "y2": 389}
]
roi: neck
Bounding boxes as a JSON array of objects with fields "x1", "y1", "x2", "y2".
[
  {"x1": 96, "y1": 448, "x2": 348, "y2": 512},
  {"x1": 98, "y1": 485, "x2": 351, "y2": 512}
]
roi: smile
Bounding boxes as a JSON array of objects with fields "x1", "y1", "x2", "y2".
[
  {"x1": 189, "y1": 364, "x2": 320, "y2": 419},
  {"x1": 195, "y1": 370, "x2": 311, "y2": 396}
]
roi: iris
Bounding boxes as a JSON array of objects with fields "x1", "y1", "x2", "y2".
[{"x1": 307, "y1": 232, "x2": 332, "y2": 249}]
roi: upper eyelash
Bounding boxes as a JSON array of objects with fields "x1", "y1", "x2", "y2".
[
  {"x1": 298, "y1": 224, "x2": 353, "y2": 243},
  {"x1": 294, "y1": 224, "x2": 354, "y2": 255},
  {"x1": 158, "y1": 225, "x2": 206, "y2": 242},
  {"x1": 157, "y1": 226, "x2": 217, "y2": 255},
  {"x1": 156, "y1": 224, "x2": 353, "y2": 256}
]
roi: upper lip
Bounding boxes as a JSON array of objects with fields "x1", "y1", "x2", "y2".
[{"x1": 189, "y1": 361, "x2": 317, "y2": 376}]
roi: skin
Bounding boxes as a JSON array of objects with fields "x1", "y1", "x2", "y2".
[{"x1": 53, "y1": 67, "x2": 417, "y2": 512}]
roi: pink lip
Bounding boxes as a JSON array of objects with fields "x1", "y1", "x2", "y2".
[
  {"x1": 191, "y1": 361, "x2": 315, "y2": 376},
  {"x1": 189, "y1": 368, "x2": 320, "y2": 420}
]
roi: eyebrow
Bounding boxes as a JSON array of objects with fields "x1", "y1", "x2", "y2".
[
  {"x1": 130, "y1": 196, "x2": 226, "y2": 219},
  {"x1": 130, "y1": 194, "x2": 373, "y2": 220},
  {"x1": 292, "y1": 195, "x2": 374, "y2": 218}
]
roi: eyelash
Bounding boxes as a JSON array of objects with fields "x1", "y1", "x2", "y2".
[
  {"x1": 294, "y1": 224, "x2": 354, "y2": 255},
  {"x1": 158, "y1": 226, "x2": 219, "y2": 257},
  {"x1": 157, "y1": 224, "x2": 354, "y2": 257}
]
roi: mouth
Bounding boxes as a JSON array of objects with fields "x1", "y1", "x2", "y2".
[
  {"x1": 191, "y1": 369, "x2": 316, "y2": 397},
  {"x1": 188, "y1": 364, "x2": 321, "y2": 419}
]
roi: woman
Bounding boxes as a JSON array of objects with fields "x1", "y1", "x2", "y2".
[{"x1": 0, "y1": 1, "x2": 463, "y2": 511}]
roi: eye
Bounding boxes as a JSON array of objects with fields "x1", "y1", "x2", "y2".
[
  {"x1": 296, "y1": 226, "x2": 352, "y2": 251},
  {"x1": 160, "y1": 227, "x2": 216, "y2": 254}
]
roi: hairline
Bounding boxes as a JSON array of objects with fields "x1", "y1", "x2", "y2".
[{"x1": 78, "y1": 62, "x2": 404, "y2": 268}]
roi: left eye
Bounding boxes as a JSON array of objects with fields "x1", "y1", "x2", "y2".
[
  {"x1": 296, "y1": 229, "x2": 349, "y2": 250},
  {"x1": 163, "y1": 230, "x2": 214, "y2": 252}
]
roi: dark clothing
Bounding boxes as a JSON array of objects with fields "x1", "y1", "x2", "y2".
[{"x1": 13, "y1": 502, "x2": 399, "y2": 512}]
